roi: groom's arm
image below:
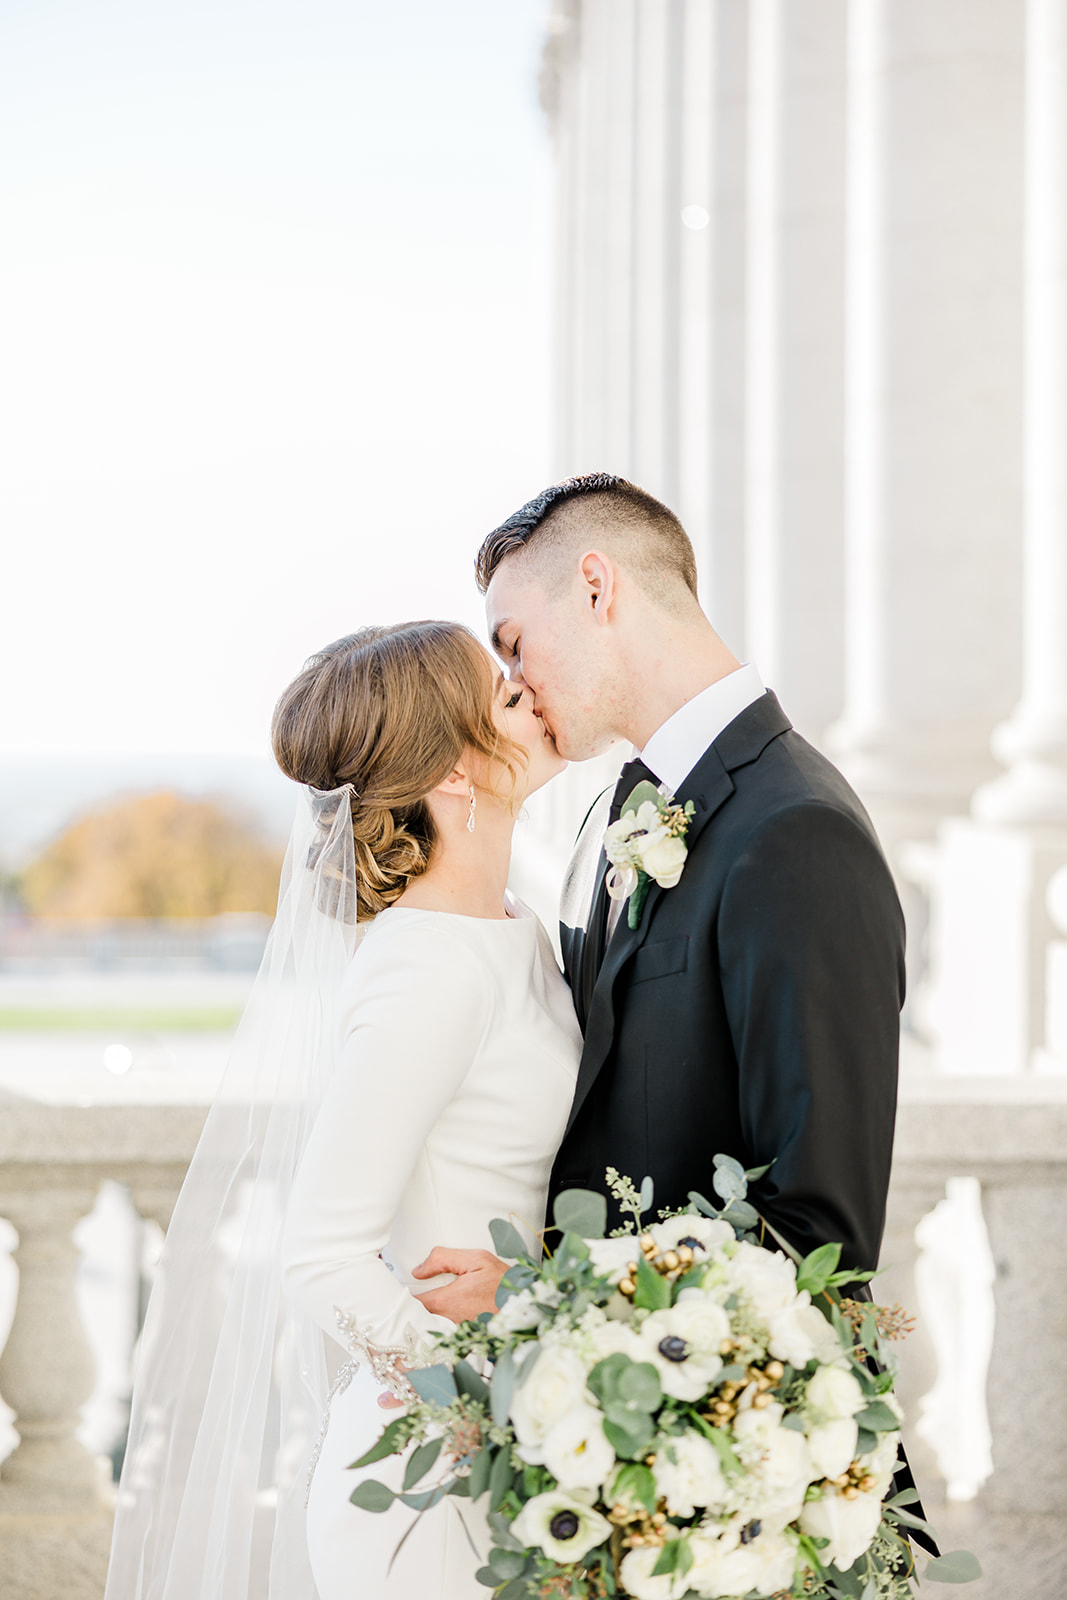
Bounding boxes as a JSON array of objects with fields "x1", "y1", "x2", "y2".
[{"x1": 718, "y1": 800, "x2": 905, "y2": 1274}]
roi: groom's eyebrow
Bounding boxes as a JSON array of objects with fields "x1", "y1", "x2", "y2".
[{"x1": 490, "y1": 621, "x2": 509, "y2": 654}]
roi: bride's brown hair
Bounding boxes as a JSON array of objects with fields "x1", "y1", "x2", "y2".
[{"x1": 271, "y1": 622, "x2": 525, "y2": 920}]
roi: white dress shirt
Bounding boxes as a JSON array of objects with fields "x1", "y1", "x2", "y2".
[
  {"x1": 605, "y1": 663, "x2": 766, "y2": 938},
  {"x1": 638, "y1": 662, "x2": 767, "y2": 793}
]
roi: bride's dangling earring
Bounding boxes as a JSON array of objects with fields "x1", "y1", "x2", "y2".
[{"x1": 467, "y1": 785, "x2": 477, "y2": 833}]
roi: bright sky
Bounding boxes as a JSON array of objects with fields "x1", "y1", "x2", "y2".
[{"x1": 0, "y1": 0, "x2": 552, "y2": 757}]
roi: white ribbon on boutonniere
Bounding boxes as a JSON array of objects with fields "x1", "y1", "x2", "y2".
[{"x1": 602, "y1": 780, "x2": 696, "y2": 929}]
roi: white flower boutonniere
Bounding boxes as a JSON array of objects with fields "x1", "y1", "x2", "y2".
[{"x1": 602, "y1": 779, "x2": 696, "y2": 929}]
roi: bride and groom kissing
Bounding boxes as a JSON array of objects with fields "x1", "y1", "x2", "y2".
[{"x1": 106, "y1": 472, "x2": 909, "y2": 1600}]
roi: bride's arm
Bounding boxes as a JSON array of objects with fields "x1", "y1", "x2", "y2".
[{"x1": 280, "y1": 926, "x2": 491, "y2": 1377}]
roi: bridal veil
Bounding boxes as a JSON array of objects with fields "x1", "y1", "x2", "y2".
[{"x1": 105, "y1": 786, "x2": 362, "y2": 1599}]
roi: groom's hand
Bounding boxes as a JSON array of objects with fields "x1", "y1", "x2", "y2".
[{"x1": 411, "y1": 1247, "x2": 508, "y2": 1322}]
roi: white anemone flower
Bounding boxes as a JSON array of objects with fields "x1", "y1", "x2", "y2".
[
  {"x1": 510, "y1": 1489, "x2": 612, "y2": 1565},
  {"x1": 636, "y1": 1297, "x2": 729, "y2": 1401}
]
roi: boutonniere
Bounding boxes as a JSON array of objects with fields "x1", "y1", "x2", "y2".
[{"x1": 602, "y1": 780, "x2": 696, "y2": 929}]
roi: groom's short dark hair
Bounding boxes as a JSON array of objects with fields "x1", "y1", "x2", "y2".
[{"x1": 474, "y1": 473, "x2": 699, "y2": 602}]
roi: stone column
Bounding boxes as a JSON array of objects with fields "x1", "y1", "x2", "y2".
[
  {"x1": 676, "y1": 0, "x2": 749, "y2": 652},
  {"x1": 928, "y1": 0, "x2": 1067, "y2": 1075},
  {"x1": 975, "y1": 0, "x2": 1067, "y2": 829},
  {"x1": 827, "y1": 0, "x2": 1024, "y2": 858},
  {"x1": 744, "y1": 0, "x2": 847, "y2": 744}
]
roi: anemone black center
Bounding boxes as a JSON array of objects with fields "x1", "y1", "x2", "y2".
[
  {"x1": 740, "y1": 1519, "x2": 762, "y2": 1545},
  {"x1": 678, "y1": 1236, "x2": 704, "y2": 1252},
  {"x1": 657, "y1": 1335, "x2": 689, "y2": 1362},
  {"x1": 549, "y1": 1510, "x2": 581, "y2": 1541}
]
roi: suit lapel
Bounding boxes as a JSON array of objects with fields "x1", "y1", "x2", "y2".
[{"x1": 563, "y1": 691, "x2": 792, "y2": 1139}]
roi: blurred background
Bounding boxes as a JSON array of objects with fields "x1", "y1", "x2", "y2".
[{"x1": 2, "y1": 1, "x2": 1066, "y2": 1596}]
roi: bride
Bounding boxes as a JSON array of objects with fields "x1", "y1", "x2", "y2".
[{"x1": 104, "y1": 621, "x2": 582, "y2": 1600}]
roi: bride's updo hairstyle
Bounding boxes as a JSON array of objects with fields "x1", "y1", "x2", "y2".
[{"x1": 272, "y1": 622, "x2": 525, "y2": 920}]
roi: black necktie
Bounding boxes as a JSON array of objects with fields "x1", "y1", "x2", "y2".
[{"x1": 578, "y1": 758, "x2": 659, "y2": 1027}]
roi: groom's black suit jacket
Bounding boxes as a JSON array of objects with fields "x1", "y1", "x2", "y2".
[{"x1": 552, "y1": 691, "x2": 904, "y2": 1277}]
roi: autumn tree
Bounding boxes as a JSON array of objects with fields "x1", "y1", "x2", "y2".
[{"x1": 21, "y1": 790, "x2": 283, "y2": 918}]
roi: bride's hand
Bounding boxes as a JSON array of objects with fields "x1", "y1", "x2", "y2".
[{"x1": 410, "y1": 1247, "x2": 508, "y2": 1323}]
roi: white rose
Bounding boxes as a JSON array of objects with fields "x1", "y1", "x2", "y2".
[
  {"x1": 541, "y1": 1403, "x2": 616, "y2": 1493},
  {"x1": 800, "y1": 1485, "x2": 883, "y2": 1570},
  {"x1": 649, "y1": 1215, "x2": 735, "y2": 1257},
  {"x1": 732, "y1": 1402, "x2": 814, "y2": 1523},
  {"x1": 689, "y1": 1523, "x2": 797, "y2": 1599},
  {"x1": 509, "y1": 1345, "x2": 589, "y2": 1461},
  {"x1": 765, "y1": 1299, "x2": 822, "y2": 1368},
  {"x1": 805, "y1": 1365, "x2": 865, "y2": 1423},
  {"x1": 486, "y1": 1288, "x2": 545, "y2": 1338},
  {"x1": 726, "y1": 1243, "x2": 800, "y2": 1321},
  {"x1": 637, "y1": 1297, "x2": 729, "y2": 1401},
  {"x1": 587, "y1": 1236, "x2": 639, "y2": 1285},
  {"x1": 652, "y1": 1432, "x2": 728, "y2": 1518},
  {"x1": 510, "y1": 1489, "x2": 612, "y2": 1565},
  {"x1": 795, "y1": 1301, "x2": 850, "y2": 1366},
  {"x1": 806, "y1": 1418, "x2": 859, "y2": 1481},
  {"x1": 619, "y1": 1537, "x2": 694, "y2": 1600},
  {"x1": 637, "y1": 831, "x2": 688, "y2": 889}
]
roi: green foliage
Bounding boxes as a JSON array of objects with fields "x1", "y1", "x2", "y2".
[
  {"x1": 408, "y1": 1365, "x2": 458, "y2": 1406},
  {"x1": 650, "y1": 1536, "x2": 694, "y2": 1581},
  {"x1": 553, "y1": 1187, "x2": 608, "y2": 1239},
  {"x1": 633, "y1": 1253, "x2": 671, "y2": 1311},
  {"x1": 924, "y1": 1551, "x2": 984, "y2": 1583},
  {"x1": 347, "y1": 1414, "x2": 411, "y2": 1470},
  {"x1": 403, "y1": 1436, "x2": 443, "y2": 1490},
  {"x1": 348, "y1": 1478, "x2": 394, "y2": 1512},
  {"x1": 489, "y1": 1346, "x2": 515, "y2": 1428},
  {"x1": 796, "y1": 1242, "x2": 843, "y2": 1296},
  {"x1": 490, "y1": 1217, "x2": 532, "y2": 1261}
]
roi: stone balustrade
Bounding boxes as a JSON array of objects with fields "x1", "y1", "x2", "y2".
[{"x1": 0, "y1": 1071, "x2": 1065, "y2": 1598}]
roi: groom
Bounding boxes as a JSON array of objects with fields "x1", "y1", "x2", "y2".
[{"x1": 413, "y1": 472, "x2": 903, "y2": 1311}]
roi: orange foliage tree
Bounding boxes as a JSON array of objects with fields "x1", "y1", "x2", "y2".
[{"x1": 21, "y1": 791, "x2": 283, "y2": 919}]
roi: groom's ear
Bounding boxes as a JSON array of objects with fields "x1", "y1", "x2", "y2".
[{"x1": 580, "y1": 550, "x2": 617, "y2": 624}]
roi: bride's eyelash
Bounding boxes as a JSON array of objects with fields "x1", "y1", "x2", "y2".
[{"x1": 505, "y1": 690, "x2": 523, "y2": 710}]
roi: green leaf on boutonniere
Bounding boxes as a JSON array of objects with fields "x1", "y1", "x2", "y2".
[
  {"x1": 621, "y1": 780, "x2": 662, "y2": 816},
  {"x1": 627, "y1": 872, "x2": 652, "y2": 928}
]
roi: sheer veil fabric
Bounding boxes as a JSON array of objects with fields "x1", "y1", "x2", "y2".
[{"x1": 105, "y1": 787, "x2": 363, "y2": 1599}]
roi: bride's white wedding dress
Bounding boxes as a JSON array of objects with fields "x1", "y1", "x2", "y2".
[{"x1": 282, "y1": 897, "x2": 581, "y2": 1600}]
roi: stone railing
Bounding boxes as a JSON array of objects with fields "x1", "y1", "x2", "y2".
[{"x1": 1, "y1": 1072, "x2": 1066, "y2": 1599}]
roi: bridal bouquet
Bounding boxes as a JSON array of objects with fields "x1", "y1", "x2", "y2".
[{"x1": 348, "y1": 1158, "x2": 979, "y2": 1598}]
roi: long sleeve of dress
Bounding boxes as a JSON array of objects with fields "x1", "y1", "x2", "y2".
[{"x1": 281, "y1": 922, "x2": 493, "y2": 1376}]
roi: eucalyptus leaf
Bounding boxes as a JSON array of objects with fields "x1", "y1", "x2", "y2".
[
  {"x1": 713, "y1": 1166, "x2": 745, "y2": 1203},
  {"x1": 855, "y1": 1427, "x2": 879, "y2": 1456},
  {"x1": 854, "y1": 1400, "x2": 899, "y2": 1432},
  {"x1": 603, "y1": 1412, "x2": 654, "y2": 1459},
  {"x1": 490, "y1": 1346, "x2": 515, "y2": 1429},
  {"x1": 688, "y1": 1190, "x2": 720, "y2": 1218},
  {"x1": 454, "y1": 1360, "x2": 490, "y2": 1405},
  {"x1": 397, "y1": 1486, "x2": 445, "y2": 1511},
  {"x1": 408, "y1": 1365, "x2": 458, "y2": 1406},
  {"x1": 639, "y1": 1174, "x2": 655, "y2": 1214},
  {"x1": 347, "y1": 1415, "x2": 408, "y2": 1469},
  {"x1": 403, "y1": 1435, "x2": 443, "y2": 1490},
  {"x1": 924, "y1": 1550, "x2": 983, "y2": 1583},
  {"x1": 610, "y1": 1462, "x2": 657, "y2": 1515},
  {"x1": 489, "y1": 1547, "x2": 527, "y2": 1579},
  {"x1": 468, "y1": 1447, "x2": 493, "y2": 1501},
  {"x1": 348, "y1": 1479, "x2": 395, "y2": 1512},
  {"x1": 497, "y1": 1581, "x2": 531, "y2": 1600},
  {"x1": 475, "y1": 1567, "x2": 497, "y2": 1589},
  {"x1": 617, "y1": 1360, "x2": 662, "y2": 1412},
  {"x1": 553, "y1": 1187, "x2": 608, "y2": 1239},
  {"x1": 712, "y1": 1153, "x2": 746, "y2": 1181},
  {"x1": 489, "y1": 1445, "x2": 514, "y2": 1512},
  {"x1": 745, "y1": 1160, "x2": 774, "y2": 1180},
  {"x1": 489, "y1": 1217, "x2": 530, "y2": 1261},
  {"x1": 621, "y1": 779, "x2": 662, "y2": 815},
  {"x1": 721, "y1": 1198, "x2": 759, "y2": 1230},
  {"x1": 651, "y1": 1536, "x2": 694, "y2": 1579},
  {"x1": 488, "y1": 1509, "x2": 524, "y2": 1551}
]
